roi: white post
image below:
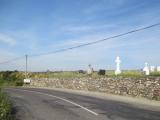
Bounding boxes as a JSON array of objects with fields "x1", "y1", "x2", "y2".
[
  {"x1": 24, "y1": 54, "x2": 31, "y2": 84},
  {"x1": 25, "y1": 54, "x2": 28, "y2": 79},
  {"x1": 115, "y1": 56, "x2": 121, "y2": 75}
]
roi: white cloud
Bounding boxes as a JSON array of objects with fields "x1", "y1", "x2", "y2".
[{"x1": 0, "y1": 33, "x2": 16, "y2": 46}]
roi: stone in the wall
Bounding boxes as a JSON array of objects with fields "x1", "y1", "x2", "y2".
[{"x1": 153, "y1": 89, "x2": 160, "y2": 100}]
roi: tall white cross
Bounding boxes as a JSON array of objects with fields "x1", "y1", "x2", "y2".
[{"x1": 115, "y1": 56, "x2": 121, "y2": 75}]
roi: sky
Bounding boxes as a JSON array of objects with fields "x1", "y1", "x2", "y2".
[{"x1": 0, "y1": 0, "x2": 160, "y2": 71}]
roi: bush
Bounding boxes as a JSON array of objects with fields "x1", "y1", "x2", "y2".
[
  {"x1": 0, "y1": 71, "x2": 24, "y2": 87},
  {"x1": 0, "y1": 89, "x2": 13, "y2": 120}
]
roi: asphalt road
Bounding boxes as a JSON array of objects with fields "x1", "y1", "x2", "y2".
[{"x1": 4, "y1": 88, "x2": 160, "y2": 120}]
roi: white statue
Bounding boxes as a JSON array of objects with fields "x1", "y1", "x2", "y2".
[
  {"x1": 150, "y1": 66, "x2": 155, "y2": 72},
  {"x1": 143, "y1": 62, "x2": 150, "y2": 75},
  {"x1": 115, "y1": 56, "x2": 121, "y2": 75},
  {"x1": 87, "y1": 64, "x2": 93, "y2": 75}
]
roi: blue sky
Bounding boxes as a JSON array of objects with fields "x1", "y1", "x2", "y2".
[{"x1": 0, "y1": 0, "x2": 160, "y2": 71}]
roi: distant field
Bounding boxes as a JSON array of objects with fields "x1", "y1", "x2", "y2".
[{"x1": 29, "y1": 70, "x2": 160, "y2": 78}]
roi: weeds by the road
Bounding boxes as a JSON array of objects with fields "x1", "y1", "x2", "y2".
[{"x1": 0, "y1": 88, "x2": 13, "y2": 120}]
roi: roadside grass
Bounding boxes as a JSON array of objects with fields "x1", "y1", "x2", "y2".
[{"x1": 0, "y1": 88, "x2": 14, "y2": 120}]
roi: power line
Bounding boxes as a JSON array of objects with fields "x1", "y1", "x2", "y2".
[
  {"x1": 30, "y1": 22, "x2": 160, "y2": 57},
  {"x1": 0, "y1": 22, "x2": 160, "y2": 64}
]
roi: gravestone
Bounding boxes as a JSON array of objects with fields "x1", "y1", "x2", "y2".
[
  {"x1": 115, "y1": 56, "x2": 121, "y2": 75},
  {"x1": 150, "y1": 66, "x2": 155, "y2": 72},
  {"x1": 87, "y1": 64, "x2": 93, "y2": 75},
  {"x1": 98, "y1": 69, "x2": 106, "y2": 75},
  {"x1": 143, "y1": 62, "x2": 150, "y2": 75},
  {"x1": 78, "y1": 70, "x2": 85, "y2": 74}
]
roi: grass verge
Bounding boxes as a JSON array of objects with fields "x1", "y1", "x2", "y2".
[{"x1": 0, "y1": 88, "x2": 14, "y2": 120}]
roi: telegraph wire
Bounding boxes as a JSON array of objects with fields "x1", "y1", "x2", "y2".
[
  {"x1": 0, "y1": 22, "x2": 160, "y2": 64},
  {"x1": 29, "y1": 23, "x2": 160, "y2": 57}
]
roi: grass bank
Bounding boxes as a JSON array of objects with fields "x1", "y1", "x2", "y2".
[{"x1": 0, "y1": 88, "x2": 13, "y2": 120}]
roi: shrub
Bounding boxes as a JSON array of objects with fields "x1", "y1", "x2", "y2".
[{"x1": 0, "y1": 71, "x2": 24, "y2": 87}]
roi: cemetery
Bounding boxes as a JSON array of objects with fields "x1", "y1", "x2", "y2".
[{"x1": 24, "y1": 56, "x2": 160, "y2": 101}]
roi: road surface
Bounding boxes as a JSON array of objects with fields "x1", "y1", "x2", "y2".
[{"x1": 4, "y1": 88, "x2": 160, "y2": 120}]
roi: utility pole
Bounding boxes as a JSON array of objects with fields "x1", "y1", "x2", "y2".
[{"x1": 25, "y1": 54, "x2": 28, "y2": 79}]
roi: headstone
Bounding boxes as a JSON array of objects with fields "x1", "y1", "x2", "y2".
[
  {"x1": 150, "y1": 66, "x2": 155, "y2": 72},
  {"x1": 78, "y1": 70, "x2": 85, "y2": 74},
  {"x1": 143, "y1": 62, "x2": 150, "y2": 75},
  {"x1": 157, "y1": 66, "x2": 160, "y2": 72},
  {"x1": 115, "y1": 56, "x2": 121, "y2": 75},
  {"x1": 98, "y1": 69, "x2": 106, "y2": 75},
  {"x1": 87, "y1": 64, "x2": 93, "y2": 75}
]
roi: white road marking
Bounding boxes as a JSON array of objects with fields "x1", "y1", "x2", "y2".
[{"x1": 9, "y1": 88, "x2": 99, "y2": 116}]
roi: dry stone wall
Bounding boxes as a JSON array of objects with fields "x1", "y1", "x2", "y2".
[{"x1": 29, "y1": 77, "x2": 160, "y2": 100}]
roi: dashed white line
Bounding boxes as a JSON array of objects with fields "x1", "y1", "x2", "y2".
[{"x1": 9, "y1": 88, "x2": 99, "y2": 116}]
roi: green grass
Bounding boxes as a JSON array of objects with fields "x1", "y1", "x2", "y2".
[
  {"x1": 150, "y1": 71, "x2": 160, "y2": 76},
  {"x1": 30, "y1": 70, "x2": 146, "y2": 78},
  {"x1": 30, "y1": 71, "x2": 87, "y2": 79},
  {"x1": 104, "y1": 70, "x2": 144, "y2": 77},
  {"x1": 0, "y1": 89, "x2": 13, "y2": 120}
]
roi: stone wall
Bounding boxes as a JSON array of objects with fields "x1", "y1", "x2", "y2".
[{"x1": 29, "y1": 76, "x2": 160, "y2": 100}]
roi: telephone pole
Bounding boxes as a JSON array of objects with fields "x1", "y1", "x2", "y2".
[{"x1": 25, "y1": 54, "x2": 28, "y2": 79}]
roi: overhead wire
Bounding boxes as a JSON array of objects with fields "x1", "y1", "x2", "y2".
[
  {"x1": 0, "y1": 23, "x2": 160, "y2": 64},
  {"x1": 29, "y1": 23, "x2": 160, "y2": 57}
]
